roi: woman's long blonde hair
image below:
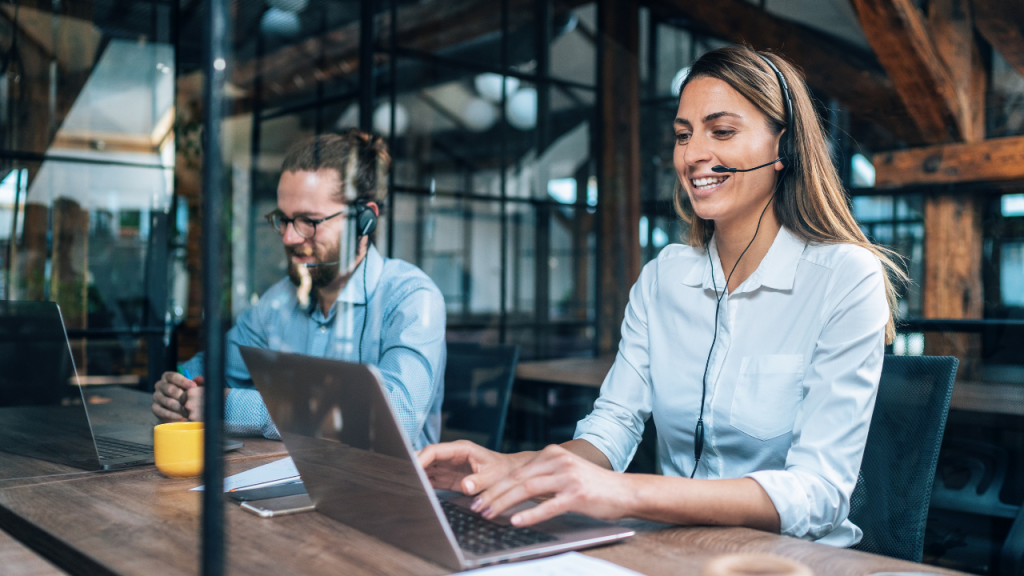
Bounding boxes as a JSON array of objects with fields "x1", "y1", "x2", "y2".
[{"x1": 673, "y1": 46, "x2": 906, "y2": 344}]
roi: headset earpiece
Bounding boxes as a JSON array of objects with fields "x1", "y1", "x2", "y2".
[{"x1": 354, "y1": 200, "x2": 378, "y2": 238}]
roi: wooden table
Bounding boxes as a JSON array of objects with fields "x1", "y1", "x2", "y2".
[
  {"x1": 0, "y1": 446, "x2": 972, "y2": 576},
  {"x1": 517, "y1": 358, "x2": 1024, "y2": 418},
  {"x1": 515, "y1": 356, "x2": 615, "y2": 389}
]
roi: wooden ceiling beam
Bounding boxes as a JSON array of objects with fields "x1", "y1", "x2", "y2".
[
  {"x1": 647, "y1": 0, "x2": 924, "y2": 145},
  {"x1": 872, "y1": 135, "x2": 1024, "y2": 188},
  {"x1": 849, "y1": 0, "x2": 968, "y2": 144},
  {"x1": 972, "y1": 0, "x2": 1024, "y2": 79},
  {"x1": 929, "y1": 0, "x2": 985, "y2": 142}
]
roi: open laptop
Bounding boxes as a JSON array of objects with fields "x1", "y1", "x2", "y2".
[
  {"x1": 240, "y1": 345, "x2": 634, "y2": 571},
  {"x1": 0, "y1": 301, "x2": 241, "y2": 472}
]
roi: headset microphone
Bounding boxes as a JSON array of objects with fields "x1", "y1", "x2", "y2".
[{"x1": 711, "y1": 158, "x2": 783, "y2": 174}]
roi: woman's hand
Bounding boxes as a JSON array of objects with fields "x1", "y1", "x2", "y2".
[
  {"x1": 417, "y1": 440, "x2": 533, "y2": 495},
  {"x1": 469, "y1": 444, "x2": 634, "y2": 528}
]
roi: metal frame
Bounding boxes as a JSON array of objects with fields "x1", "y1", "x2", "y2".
[
  {"x1": 200, "y1": 0, "x2": 229, "y2": 572},
  {"x1": 244, "y1": 0, "x2": 600, "y2": 359}
]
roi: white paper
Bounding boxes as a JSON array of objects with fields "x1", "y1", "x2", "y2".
[
  {"x1": 462, "y1": 553, "x2": 643, "y2": 576},
  {"x1": 190, "y1": 456, "x2": 299, "y2": 492}
]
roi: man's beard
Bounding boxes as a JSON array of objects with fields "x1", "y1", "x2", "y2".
[{"x1": 287, "y1": 245, "x2": 341, "y2": 289}]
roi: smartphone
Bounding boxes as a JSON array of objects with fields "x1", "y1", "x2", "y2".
[
  {"x1": 240, "y1": 493, "x2": 315, "y2": 518},
  {"x1": 226, "y1": 482, "x2": 307, "y2": 502}
]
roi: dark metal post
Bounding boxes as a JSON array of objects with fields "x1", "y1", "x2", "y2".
[
  {"x1": 359, "y1": 0, "x2": 375, "y2": 132},
  {"x1": 387, "y1": 0, "x2": 397, "y2": 257},
  {"x1": 145, "y1": 211, "x2": 170, "y2": 392},
  {"x1": 498, "y1": 0, "x2": 509, "y2": 343},
  {"x1": 200, "y1": 0, "x2": 228, "y2": 573}
]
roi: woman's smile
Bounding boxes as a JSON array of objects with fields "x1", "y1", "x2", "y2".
[{"x1": 690, "y1": 174, "x2": 730, "y2": 195}]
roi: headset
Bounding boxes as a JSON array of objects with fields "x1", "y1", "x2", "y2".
[{"x1": 690, "y1": 54, "x2": 794, "y2": 478}]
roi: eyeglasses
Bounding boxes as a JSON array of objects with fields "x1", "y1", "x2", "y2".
[{"x1": 265, "y1": 209, "x2": 347, "y2": 239}]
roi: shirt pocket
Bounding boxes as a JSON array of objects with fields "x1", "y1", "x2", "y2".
[{"x1": 729, "y1": 354, "x2": 805, "y2": 441}]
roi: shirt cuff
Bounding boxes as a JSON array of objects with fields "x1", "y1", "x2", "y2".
[
  {"x1": 225, "y1": 388, "x2": 280, "y2": 440},
  {"x1": 746, "y1": 469, "x2": 812, "y2": 539},
  {"x1": 573, "y1": 415, "x2": 637, "y2": 473}
]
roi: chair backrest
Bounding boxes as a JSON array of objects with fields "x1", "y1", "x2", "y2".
[
  {"x1": 849, "y1": 354, "x2": 958, "y2": 562},
  {"x1": 440, "y1": 343, "x2": 520, "y2": 451}
]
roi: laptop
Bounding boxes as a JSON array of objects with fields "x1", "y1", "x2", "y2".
[
  {"x1": 240, "y1": 345, "x2": 634, "y2": 571},
  {"x1": 0, "y1": 301, "x2": 241, "y2": 472}
]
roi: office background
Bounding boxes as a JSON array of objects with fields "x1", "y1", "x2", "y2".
[{"x1": 1, "y1": 0, "x2": 1023, "y2": 573}]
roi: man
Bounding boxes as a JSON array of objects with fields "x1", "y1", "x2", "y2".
[{"x1": 152, "y1": 130, "x2": 446, "y2": 449}]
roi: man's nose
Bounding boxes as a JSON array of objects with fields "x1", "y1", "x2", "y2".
[{"x1": 281, "y1": 222, "x2": 305, "y2": 246}]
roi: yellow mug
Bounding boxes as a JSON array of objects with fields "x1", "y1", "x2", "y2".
[{"x1": 154, "y1": 422, "x2": 204, "y2": 478}]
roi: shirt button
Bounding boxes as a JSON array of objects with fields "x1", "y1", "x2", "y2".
[{"x1": 319, "y1": 326, "x2": 327, "y2": 333}]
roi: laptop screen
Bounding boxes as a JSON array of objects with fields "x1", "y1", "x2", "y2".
[{"x1": 0, "y1": 301, "x2": 99, "y2": 474}]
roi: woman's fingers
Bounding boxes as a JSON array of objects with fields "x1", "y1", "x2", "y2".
[
  {"x1": 418, "y1": 441, "x2": 506, "y2": 493},
  {"x1": 418, "y1": 441, "x2": 473, "y2": 469},
  {"x1": 510, "y1": 495, "x2": 573, "y2": 527},
  {"x1": 473, "y1": 446, "x2": 574, "y2": 515},
  {"x1": 479, "y1": 473, "x2": 566, "y2": 520}
]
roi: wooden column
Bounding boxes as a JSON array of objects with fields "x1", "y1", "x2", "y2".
[
  {"x1": 920, "y1": 0, "x2": 985, "y2": 380},
  {"x1": 597, "y1": 0, "x2": 641, "y2": 354},
  {"x1": 923, "y1": 195, "x2": 983, "y2": 378},
  {"x1": 50, "y1": 198, "x2": 89, "y2": 374}
]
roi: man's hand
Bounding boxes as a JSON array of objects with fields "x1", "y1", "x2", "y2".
[{"x1": 152, "y1": 372, "x2": 204, "y2": 422}]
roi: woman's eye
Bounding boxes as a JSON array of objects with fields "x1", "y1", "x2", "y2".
[
  {"x1": 675, "y1": 133, "x2": 690, "y2": 143},
  {"x1": 712, "y1": 129, "x2": 735, "y2": 138}
]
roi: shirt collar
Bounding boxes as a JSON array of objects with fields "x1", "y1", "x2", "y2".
[
  {"x1": 300, "y1": 244, "x2": 385, "y2": 321},
  {"x1": 680, "y1": 226, "x2": 805, "y2": 293}
]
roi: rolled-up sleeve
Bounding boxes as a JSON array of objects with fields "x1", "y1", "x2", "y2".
[
  {"x1": 746, "y1": 249, "x2": 888, "y2": 541},
  {"x1": 574, "y1": 260, "x2": 656, "y2": 472}
]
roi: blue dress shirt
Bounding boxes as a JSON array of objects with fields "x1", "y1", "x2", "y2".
[{"x1": 181, "y1": 245, "x2": 447, "y2": 449}]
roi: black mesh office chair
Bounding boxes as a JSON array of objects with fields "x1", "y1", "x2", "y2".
[
  {"x1": 440, "y1": 343, "x2": 520, "y2": 451},
  {"x1": 849, "y1": 354, "x2": 958, "y2": 563}
]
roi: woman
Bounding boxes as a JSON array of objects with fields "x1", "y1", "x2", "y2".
[{"x1": 418, "y1": 45, "x2": 904, "y2": 546}]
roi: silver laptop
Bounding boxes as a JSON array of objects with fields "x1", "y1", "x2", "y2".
[
  {"x1": 240, "y1": 345, "x2": 634, "y2": 571},
  {"x1": 0, "y1": 301, "x2": 241, "y2": 472}
]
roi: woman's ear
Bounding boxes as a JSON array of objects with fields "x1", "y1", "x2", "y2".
[{"x1": 365, "y1": 201, "x2": 380, "y2": 217}]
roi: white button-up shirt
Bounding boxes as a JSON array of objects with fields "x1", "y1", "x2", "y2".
[{"x1": 575, "y1": 226, "x2": 888, "y2": 547}]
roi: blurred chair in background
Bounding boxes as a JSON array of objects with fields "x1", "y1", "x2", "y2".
[
  {"x1": 440, "y1": 343, "x2": 520, "y2": 452},
  {"x1": 930, "y1": 439, "x2": 1024, "y2": 575}
]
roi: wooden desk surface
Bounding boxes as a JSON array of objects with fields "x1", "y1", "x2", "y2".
[
  {"x1": 0, "y1": 387, "x2": 287, "y2": 486},
  {"x1": 516, "y1": 356, "x2": 615, "y2": 388},
  {"x1": 0, "y1": 527, "x2": 66, "y2": 576},
  {"x1": 0, "y1": 452, "x2": 970, "y2": 576}
]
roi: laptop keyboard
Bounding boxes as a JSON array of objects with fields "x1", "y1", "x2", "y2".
[
  {"x1": 439, "y1": 500, "x2": 557, "y2": 556},
  {"x1": 95, "y1": 436, "x2": 154, "y2": 460}
]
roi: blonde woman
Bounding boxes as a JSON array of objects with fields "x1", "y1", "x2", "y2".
[{"x1": 419, "y1": 45, "x2": 904, "y2": 546}]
